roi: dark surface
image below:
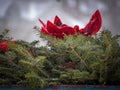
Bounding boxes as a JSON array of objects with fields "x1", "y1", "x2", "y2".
[{"x1": 0, "y1": 85, "x2": 120, "y2": 90}]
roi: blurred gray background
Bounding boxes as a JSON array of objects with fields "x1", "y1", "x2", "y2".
[{"x1": 0, "y1": 0, "x2": 120, "y2": 44}]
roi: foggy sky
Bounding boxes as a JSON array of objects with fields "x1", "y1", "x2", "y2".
[{"x1": 0, "y1": 0, "x2": 120, "y2": 44}]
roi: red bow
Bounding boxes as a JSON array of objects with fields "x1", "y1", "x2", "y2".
[
  {"x1": 39, "y1": 16, "x2": 76, "y2": 39},
  {"x1": 38, "y1": 10, "x2": 102, "y2": 39},
  {"x1": 0, "y1": 41, "x2": 15, "y2": 52},
  {"x1": 0, "y1": 41, "x2": 9, "y2": 51},
  {"x1": 79, "y1": 10, "x2": 102, "y2": 36}
]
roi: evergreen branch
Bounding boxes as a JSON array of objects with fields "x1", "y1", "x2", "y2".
[
  {"x1": 105, "y1": 44, "x2": 111, "y2": 61},
  {"x1": 104, "y1": 33, "x2": 112, "y2": 61},
  {"x1": 69, "y1": 45, "x2": 88, "y2": 69},
  {"x1": 83, "y1": 49, "x2": 91, "y2": 62}
]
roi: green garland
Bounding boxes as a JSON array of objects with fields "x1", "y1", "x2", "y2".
[{"x1": 0, "y1": 29, "x2": 120, "y2": 89}]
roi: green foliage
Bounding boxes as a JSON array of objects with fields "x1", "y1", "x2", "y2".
[
  {"x1": 59, "y1": 74, "x2": 71, "y2": 84},
  {"x1": 24, "y1": 72, "x2": 47, "y2": 88},
  {"x1": 0, "y1": 29, "x2": 120, "y2": 88},
  {"x1": 51, "y1": 69, "x2": 61, "y2": 78},
  {"x1": 0, "y1": 30, "x2": 50, "y2": 88},
  {"x1": 59, "y1": 69, "x2": 90, "y2": 84},
  {"x1": 40, "y1": 29, "x2": 120, "y2": 85},
  {"x1": 41, "y1": 33, "x2": 104, "y2": 71}
]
